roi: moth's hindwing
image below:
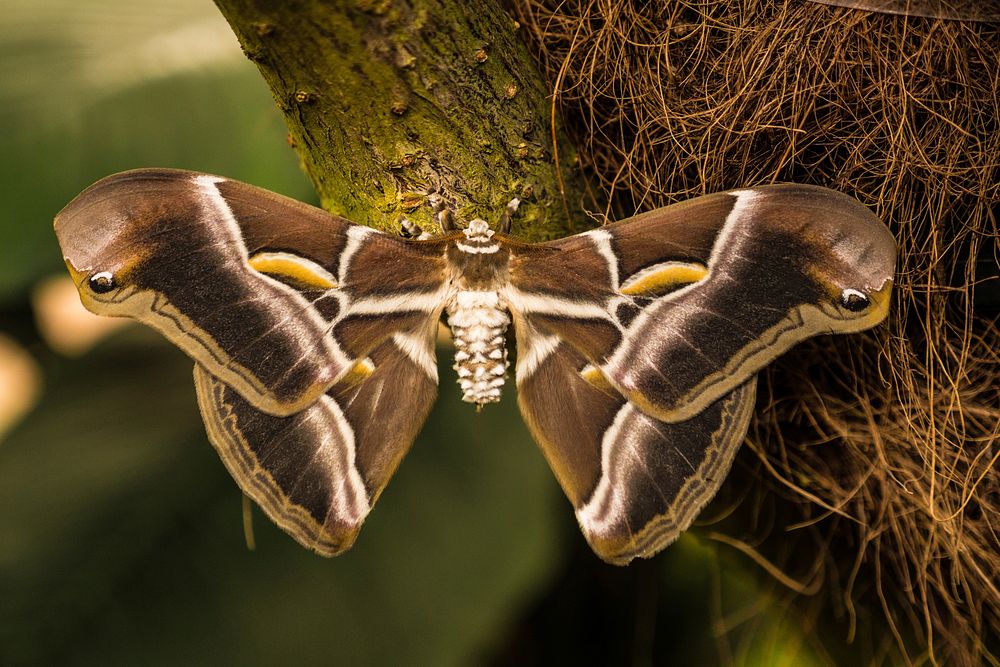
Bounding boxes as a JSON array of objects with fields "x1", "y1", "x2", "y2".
[
  {"x1": 193, "y1": 318, "x2": 439, "y2": 556},
  {"x1": 515, "y1": 331, "x2": 755, "y2": 564},
  {"x1": 54, "y1": 168, "x2": 448, "y2": 417}
]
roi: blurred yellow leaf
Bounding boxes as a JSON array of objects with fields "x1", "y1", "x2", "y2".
[
  {"x1": 0, "y1": 334, "x2": 41, "y2": 441},
  {"x1": 33, "y1": 274, "x2": 130, "y2": 356}
]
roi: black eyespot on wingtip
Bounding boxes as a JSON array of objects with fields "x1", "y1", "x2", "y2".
[
  {"x1": 840, "y1": 289, "x2": 869, "y2": 312},
  {"x1": 88, "y1": 271, "x2": 116, "y2": 294}
]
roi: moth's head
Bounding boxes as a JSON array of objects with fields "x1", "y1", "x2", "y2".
[
  {"x1": 463, "y1": 218, "x2": 494, "y2": 241},
  {"x1": 54, "y1": 169, "x2": 198, "y2": 313}
]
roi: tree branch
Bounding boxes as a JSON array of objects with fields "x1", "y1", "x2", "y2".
[{"x1": 214, "y1": 0, "x2": 589, "y2": 240}]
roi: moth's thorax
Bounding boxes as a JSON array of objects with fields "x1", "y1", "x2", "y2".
[{"x1": 445, "y1": 219, "x2": 511, "y2": 404}]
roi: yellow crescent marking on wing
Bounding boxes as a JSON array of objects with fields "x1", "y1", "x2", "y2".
[
  {"x1": 337, "y1": 358, "x2": 375, "y2": 387},
  {"x1": 249, "y1": 252, "x2": 338, "y2": 290},
  {"x1": 579, "y1": 364, "x2": 615, "y2": 392},
  {"x1": 619, "y1": 262, "x2": 708, "y2": 296}
]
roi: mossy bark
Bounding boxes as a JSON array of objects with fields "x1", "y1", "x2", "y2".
[{"x1": 213, "y1": 0, "x2": 589, "y2": 240}]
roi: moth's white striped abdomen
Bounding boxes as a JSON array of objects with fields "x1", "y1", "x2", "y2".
[{"x1": 446, "y1": 290, "x2": 509, "y2": 404}]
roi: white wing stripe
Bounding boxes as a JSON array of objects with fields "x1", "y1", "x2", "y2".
[
  {"x1": 314, "y1": 395, "x2": 371, "y2": 523},
  {"x1": 515, "y1": 332, "x2": 561, "y2": 382},
  {"x1": 586, "y1": 228, "x2": 620, "y2": 291},
  {"x1": 506, "y1": 288, "x2": 613, "y2": 320},
  {"x1": 350, "y1": 287, "x2": 449, "y2": 315},
  {"x1": 575, "y1": 403, "x2": 634, "y2": 535},
  {"x1": 392, "y1": 331, "x2": 438, "y2": 380},
  {"x1": 602, "y1": 189, "x2": 757, "y2": 378},
  {"x1": 192, "y1": 174, "x2": 353, "y2": 386},
  {"x1": 338, "y1": 226, "x2": 375, "y2": 284}
]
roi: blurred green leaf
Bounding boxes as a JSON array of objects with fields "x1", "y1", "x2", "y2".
[
  {"x1": 659, "y1": 535, "x2": 826, "y2": 666},
  {"x1": 0, "y1": 0, "x2": 312, "y2": 305},
  {"x1": 0, "y1": 331, "x2": 561, "y2": 665}
]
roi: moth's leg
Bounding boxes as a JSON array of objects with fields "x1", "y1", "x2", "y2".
[
  {"x1": 499, "y1": 197, "x2": 521, "y2": 235},
  {"x1": 428, "y1": 194, "x2": 457, "y2": 233},
  {"x1": 399, "y1": 217, "x2": 432, "y2": 240}
]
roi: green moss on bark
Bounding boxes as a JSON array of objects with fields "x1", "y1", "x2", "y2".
[{"x1": 214, "y1": 0, "x2": 588, "y2": 240}]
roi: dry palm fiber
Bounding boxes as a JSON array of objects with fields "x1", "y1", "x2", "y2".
[{"x1": 509, "y1": 0, "x2": 999, "y2": 664}]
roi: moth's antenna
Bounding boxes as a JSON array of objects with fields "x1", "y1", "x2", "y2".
[{"x1": 499, "y1": 197, "x2": 521, "y2": 235}]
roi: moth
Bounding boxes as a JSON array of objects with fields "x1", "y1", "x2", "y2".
[{"x1": 54, "y1": 169, "x2": 895, "y2": 565}]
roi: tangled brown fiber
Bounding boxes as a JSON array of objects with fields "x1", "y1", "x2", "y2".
[{"x1": 508, "y1": 0, "x2": 999, "y2": 664}]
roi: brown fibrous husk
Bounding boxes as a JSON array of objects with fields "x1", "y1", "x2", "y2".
[{"x1": 509, "y1": 1, "x2": 999, "y2": 664}]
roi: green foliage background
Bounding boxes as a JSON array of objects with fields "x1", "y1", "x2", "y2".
[{"x1": 0, "y1": 2, "x2": 846, "y2": 664}]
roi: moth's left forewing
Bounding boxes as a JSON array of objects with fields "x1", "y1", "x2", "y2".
[
  {"x1": 600, "y1": 185, "x2": 895, "y2": 422},
  {"x1": 525, "y1": 185, "x2": 896, "y2": 423},
  {"x1": 511, "y1": 189, "x2": 893, "y2": 424}
]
